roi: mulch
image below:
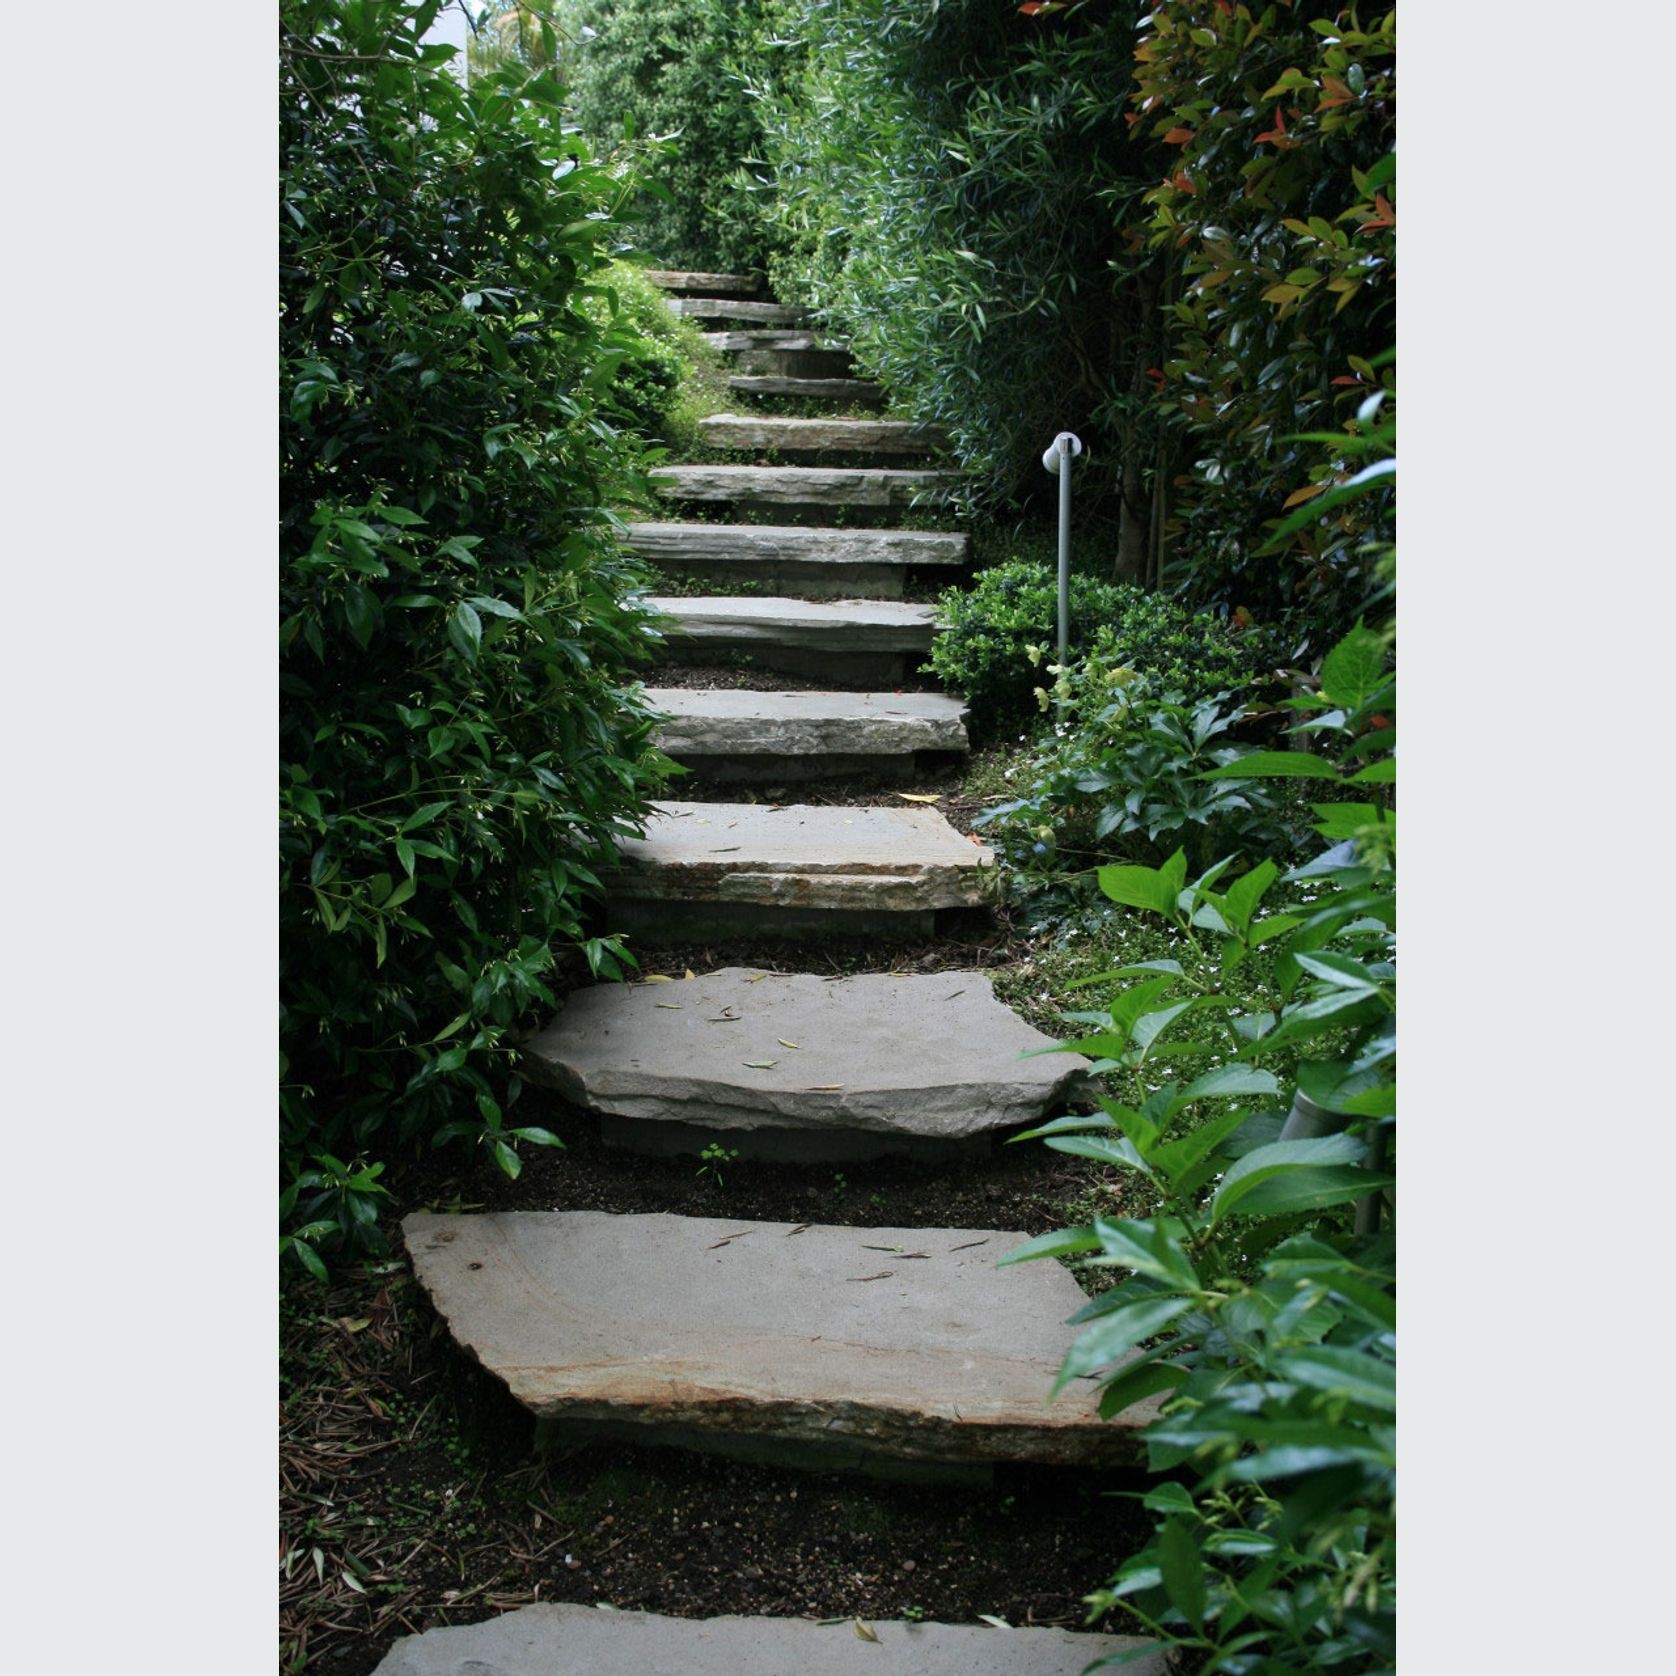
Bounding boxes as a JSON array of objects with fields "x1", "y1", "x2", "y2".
[{"x1": 280, "y1": 1097, "x2": 1157, "y2": 1674}]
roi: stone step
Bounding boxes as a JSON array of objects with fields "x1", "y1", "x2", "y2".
[
  {"x1": 699, "y1": 413, "x2": 948, "y2": 455},
  {"x1": 525, "y1": 967, "x2": 1090, "y2": 1161},
  {"x1": 605, "y1": 799, "x2": 992, "y2": 939},
  {"x1": 728, "y1": 373, "x2": 886, "y2": 405},
  {"x1": 625, "y1": 522, "x2": 969, "y2": 601},
  {"x1": 372, "y1": 1603, "x2": 1164, "y2": 1675},
  {"x1": 704, "y1": 329, "x2": 853, "y2": 379},
  {"x1": 647, "y1": 595, "x2": 938, "y2": 684},
  {"x1": 644, "y1": 687, "x2": 969, "y2": 783},
  {"x1": 643, "y1": 267, "x2": 762, "y2": 295},
  {"x1": 670, "y1": 296, "x2": 809, "y2": 325},
  {"x1": 402, "y1": 1209, "x2": 1153, "y2": 1473},
  {"x1": 653, "y1": 464, "x2": 958, "y2": 510},
  {"x1": 704, "y1": 329, "x2": 836, "y2": 355}
]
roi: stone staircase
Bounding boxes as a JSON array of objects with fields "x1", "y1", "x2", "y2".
[{"x1": 386, "y1": 267, "x2": 1137, "y2": 1673}]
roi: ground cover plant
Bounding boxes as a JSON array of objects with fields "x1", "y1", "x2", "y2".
[
  {"x1": 280, "y1": 0, "x2": 678, "y2": 1273},
  {"x1": 1003, "y1": 398, "x2": 1397, "y2": 1667},
  {"x1": 929, "y1": 558, "x2": 1262, "y2": 735}
]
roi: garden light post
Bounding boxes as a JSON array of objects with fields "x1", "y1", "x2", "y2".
[{"x1": 1041, "y1": 431, "x2": 1084, "y2": 669}]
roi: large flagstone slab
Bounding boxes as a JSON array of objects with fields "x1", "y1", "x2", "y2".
[
  {"x1": 626, "y1": 522, "x2": 966, "y2": 601},
  {"x1": 606, "y1": 799, "x2": 992, "y2": 923},
  {"x1": 699, "y1": 413, "x2": 947, "y2": 454},
  {"x1": 372, "y1": 1603, "x2": 1165, "y2": 1675},
  {"x1": 646, "y1": 596, "x2": 940, "y2": 684},
  {"x1": 524, "y1": 967, "x2": 1089, "y2": 1151},
  {"x1": 648, "y1": 596, "x2": 938, "y2": 653},
  {"x1": 652, "y1": 464, "x2": 958, "y2": 509},
  {"x1": 727, "y1": 373, "x2": 886, "y2": 404},
  {"x1": 644, "y1": 688, "x2": 968, "y2": 778},
  {"x1": 643, "y1": 268, "x2": 762, "y2": 295},
  {"x1": 402, "y1": 1209, "x2": 1149, "y2": 1468}
]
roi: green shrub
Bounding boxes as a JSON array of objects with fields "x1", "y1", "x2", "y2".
[
  {"x1": 759, "y1": 0, "x2": 1392, "y2": 634},
  {"x1": 280, "y1": 0, "x2": 672, "y2": 1269},
  {"x1": 1132, "y1": 2, "x2": 1396, "y2": 629},
  {"x1": 558, "y1": 0, "x2": 805, "y2": 275},
  {"x1": 760, "y1": 0, "x2": 1157, "y2": 521},
  {"x1": 975, "y1": 678, "x2": 1297, "y2": 894},
  {"x1": 1009, "y1": 618, "x2": 1396, "y2": 1669},
  {"x1": 927, "y1": 560, "x2": 1258, "y2": 734},
  {"x1": 579, "y1": 260, "x2": 715, "y2": 442}
]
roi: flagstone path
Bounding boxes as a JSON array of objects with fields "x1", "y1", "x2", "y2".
[{"x1": 390, "y1": 266, "x2": 1140, "y2": 1671}]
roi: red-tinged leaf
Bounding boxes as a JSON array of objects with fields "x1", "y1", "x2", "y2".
[
  {"x1": 1282, "y1": 482, "x2": 1328, "y2": 509},
  {"x1": 1170, "y1": 172, "x2": 1197, "y2": 195},
  {"x1": 1319, "y1": 75, "x2": 1354, "y2": 110},
  {"x1": 1164, "y1": 127, "x2": 1195, "y2": 146},
  {"x1": 1331, "y1": 375, "x2": 1363, "y2": 387},
  {"x1": 1359, "y1": 191, "x2": 1396, "y2": 234}
]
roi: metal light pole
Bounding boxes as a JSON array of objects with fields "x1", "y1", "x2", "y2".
[{"x1": 1041, "y1": 431, "x2": 1084, "y2": 668}]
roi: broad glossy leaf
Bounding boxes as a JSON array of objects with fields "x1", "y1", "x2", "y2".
[
  {"x1": 1097, "y1": 857, "x2": 1183, "y2": 917},
  {"x1": 1176, "y1": 1064, "x2": 1281, "y2": 1106},
  {"x1": 1159, "y1": 1517, "x2": 1206, "y2": 1631},
  {"x1": 1203, "y1": 750, "x2": 1340, "y2": 780},
  {"x1": 1320, "y1": 623, "x2": 1390, "y2": 710},
  {"x1": 995, "y1": 1227, "x2": 1101, "y2": 1267},
  {"x1": 1221, "y1": 859, "x2": 1279, "y2": 936},
  {"x1": 447, "y1": 600, "x2": 482, "y2": 662},
  {"x1": 1231, "y1": 1163, "x2": 1392, "y2": 1219},
  {"x1": 1210, "y1": 1133, "x2": 1366, "y2": 1221},
  {"x1": 1066, "y1": 959, "x2": 1184, "y2": 989},
  {"x1": 1294, "y1": 951, "x2": 1388, "y2": 994},
  {"x1": 1274, "y1": 1344, "x2": 1395, "y2": 1411},
  {"x1": 1058, "y1": 1295, "x2": 1194, "y2": 1389},
  {"x1": 1098, "y1": 1355, "x2": 1189, "y2": 1418},
  {"x1": 1045, "y1": 1134, "x2": 1155, "y2": 1176},
  {"x1": 1149, "y1": 1106, "x2": 1258, "y2": 1189},
  {"x1": 1089, "y1": 1216, "x2": 1200, "y2": 1289},
  {"x1": 1008, "y1": 1112, "x2": 1117, "y2": 1143}
]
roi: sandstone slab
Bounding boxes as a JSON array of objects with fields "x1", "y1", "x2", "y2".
[
  {"x1": 605, "y1": 800, "x2": 993, "y2": 935},
  {"x1": 646, "y1": 595, "x2": 939, "y2": 684},
  {"x1": 627, "y1": 522, "x2": 967, "y2": 572},
  {"x1": 704, "y1": 329, "x2": 834, "y2": 354},
  {"x1": 700, "y1": 413, "x2": 947, "y2": 454},
  {"x1": 648, "y1": 596, "x2": 938, "y2": 653},
  {"x1": 670, "y1": 296, "x2": 808, "y2": 324},
  {"x1": 401, "y1": 1209, "x2": 1150, "y2": 1467},
  {"x1": 728, "y1": 374, "x2": 885, "y2": 404},
  {"x1": 735, "y1": 348, "x2": 856, "y2": 378},
  {"x1": 372, "y1": 1604, "x2": 1164, "y2": 1676},
  {"x1": 524, "y1": 968, "x2": 1090, "y2": 1149},
  {"x1": 653, "y1": 464, "x2": 958, "y2": 509},
  {"x1": 642, "y1": 268, "x2": 762, "y2": 295},
  {"x1": 644, "y1": 688, "x2": 969, "y2": 780}
]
